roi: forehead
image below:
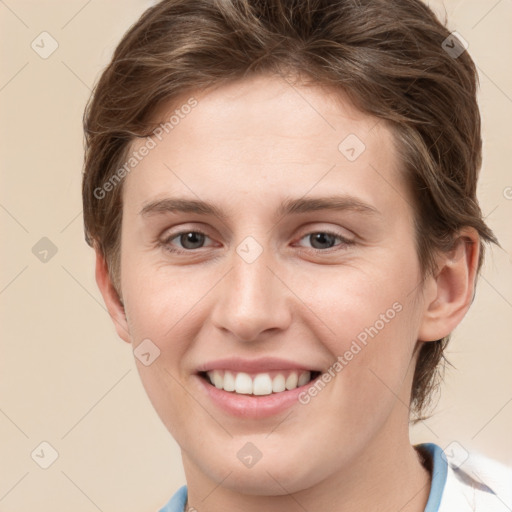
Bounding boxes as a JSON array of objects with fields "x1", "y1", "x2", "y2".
[{"x1": 123, "y1": 73, "x2": 410, "y2": 221}]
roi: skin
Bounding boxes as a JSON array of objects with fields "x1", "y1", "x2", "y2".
[{"x1": 95, "y1": 73, "x2": 479, "y2": 512}]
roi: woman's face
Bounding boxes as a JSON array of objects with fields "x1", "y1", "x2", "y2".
[{"x1": 116, "y1": 73, "x2": 433, "y2": 494}]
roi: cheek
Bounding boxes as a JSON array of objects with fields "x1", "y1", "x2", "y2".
[
  {"x1": 121, "y1": 253, "x2": 204, "y2": 342},
  {"x1": 294, "y1": 259, "x2": 418, "y2": 348},
  {"x1": 296, "y1": 256, "x2": 422, "y2": 404}
]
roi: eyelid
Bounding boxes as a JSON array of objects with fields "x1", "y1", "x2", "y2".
[{"x1": 294, "y1": 222, "x2": 355, "y2": 242}]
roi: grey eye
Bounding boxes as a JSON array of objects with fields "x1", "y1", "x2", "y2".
[
  {"x1": 177, "y1": 232, "x2": 207, "y2": 250},
  {"x1": 307, "y1": 232, "x2": 339, "y2": 250}
]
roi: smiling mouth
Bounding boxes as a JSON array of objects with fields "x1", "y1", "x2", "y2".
[{"x1": 198, "y1": 369, "x2": 322, "y2": 396}]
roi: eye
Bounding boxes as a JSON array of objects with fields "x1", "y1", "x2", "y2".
[
  {"x1": 296, "y1": 230, "x2": 354, "y2": 251},
  {"x1": 160, "y1": 228, "x2": 354, "y2": 255},
  {"x1": 161, "y1": 230, "x2": 212, "y2": 253}
]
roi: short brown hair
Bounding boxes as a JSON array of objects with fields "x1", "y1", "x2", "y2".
[{"x1": 82, "y1": 0, "x2": 497, "y2": 419}]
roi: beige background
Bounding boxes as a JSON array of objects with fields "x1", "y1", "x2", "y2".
[{"x1": 0, "y1": 0, "x2": 511, "y2": 510}]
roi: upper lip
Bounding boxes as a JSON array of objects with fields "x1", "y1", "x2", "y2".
[{"x1": 196, "y1": 357, "x2": 323, "y2": 374}]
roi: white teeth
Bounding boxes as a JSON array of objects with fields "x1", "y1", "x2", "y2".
[
  {"x1": 298, "y1": 371, "x2": 311, "y2": 387},
  {"x1": 223, "y1": 370, "x2": 236, "y2": 392},
  {"x1": 234, "y1": 372, "x2": 253, "y2": 394},
  {"x1": 272, "y1": 374, "x2": 286, "y2": 393},
  {"x1": 253, "y1": 374, "x2": 273, "y2": 395},
  {"x1": 285, "y1": 372, "x2": 298, "y2": 390},
  {"x1": 212, "y1": 369, "x2": 223, "y2": 389},
  {"x1": 205, "y1": 370, "x2": 314, "y2": 395}
]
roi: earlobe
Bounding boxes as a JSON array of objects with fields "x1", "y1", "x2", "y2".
[
  {"x1": 94, "y1": 249, "x2": 131, "y2": 344},
  {"x1": 418, "y1": 229, "x2": 480, "y2": 342}
]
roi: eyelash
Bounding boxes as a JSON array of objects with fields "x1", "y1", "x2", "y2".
[{"x1": 160, "y1": 229, "x2": 355, "y2": 255}]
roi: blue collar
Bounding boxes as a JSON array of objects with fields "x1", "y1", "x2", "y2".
[
  {"x1": 417, "y1": 443, "x2": 448, "y2": 511},
  {"x1": 159, "y1": 484, "x2": 187, "y2": 512}
]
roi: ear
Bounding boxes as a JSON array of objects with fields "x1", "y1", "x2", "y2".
[
  {"x1": 94, "y1": 248, "x2": 131, "y2": 344},
  {"x1": 418, "y1": 228, "x2": 480, "y2": 342}
]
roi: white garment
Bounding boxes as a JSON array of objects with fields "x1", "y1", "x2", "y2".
[{"x1": 439, "y1": 447, "x2": 512, "y2": 511}]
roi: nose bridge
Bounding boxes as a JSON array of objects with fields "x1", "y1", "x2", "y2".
[
  {"x1": 232, "y1": 245, "x2": 271, "y2": 303},
  {"x1": 211, "y1": 237, "x2": 291, "y2": 342}
]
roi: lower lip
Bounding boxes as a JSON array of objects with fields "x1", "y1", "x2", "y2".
[{"x1": 195, "y1": 374, "x2": 319, "y2": 419}]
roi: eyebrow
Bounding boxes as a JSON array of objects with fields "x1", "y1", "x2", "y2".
[{"x1": 139, "y1": 195, "x2": 380, "y2": 220}]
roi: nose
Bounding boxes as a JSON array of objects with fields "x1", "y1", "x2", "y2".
[{"x1": 210, "y1": 244, "x2": 292, "y2": 342}]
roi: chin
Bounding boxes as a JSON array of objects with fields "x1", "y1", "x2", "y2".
[{"x1": 204, "y1": 450, "x2": 319, "y2": 496}]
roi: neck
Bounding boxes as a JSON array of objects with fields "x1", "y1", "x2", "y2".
[{"x1": 182, "y1": 430, "x2": 431, "y2": 512}]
